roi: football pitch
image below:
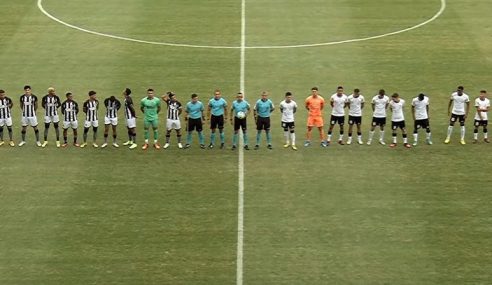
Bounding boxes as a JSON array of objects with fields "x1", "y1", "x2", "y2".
[{"x1": 1, "y1": 0, "x2": 491, "y2": 284}]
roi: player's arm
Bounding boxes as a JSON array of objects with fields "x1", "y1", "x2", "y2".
[
  {"x1": 411, "y1": 105, "x2": 416, "y2": 121},
  {"x1": 371, "y1": 102, "x2": 375, "y2": 112},
  {"x1": 127, "y1": 98, "x2": 136, "y2": 117},
  {"x1": 140, "y1": 100, "x2": 145, "y2": 113},
  {"x1": 201, "y1": 104, "x2": 205, "y2": 121},
  {"x1": 223, "y1": 103, "x2": 228, "y2": 120},
  {"x1": 157, "y1": 101, "x2": 161, "y2": 114},
  {"x1": 253, "y1": 102, "x2": 258, "y2": 120},
  {"x1": 83, "y1": 101, "x2": 88, "y2": 113},
  {"x1": 330, "y1": 98, "x2": 334, "y2": 108},
  {"x1": 75, "y1": 102, "x2": 79, "y2": 115},
  {"x1": 61, "y1": 102, "x2": 66, "y2": 115},
  {"x1": 19, "y1": 96, "x2": 23, "y2": 111},
  {"x1": 161, "y1": 94, "x2": 169, "y2": 102},
  {"x1": 270, "y1": 101, "x2": 275, "y2": 113},
  {"x1": 230, "y1": 106, "x2": 234, "y2": 124},
  {"x1": 8, "y1": 98, "x2": 13, "y2": 109},
  {"x1": 207, "y1": 102, "x2": 212, "y2": 121},
  {"x1": 41, "y1": 95, "x2": 46, "y2": 109},
  {"x1": 56, "y1": 96, "x2": 61, "y2": 108},
  {"x1": 184, "y1": 106, "x2": 189, "y2": 121},
  {"x1": 447, "y1": 99, "x2": 453, "y2": 116},
  {"x1": 361, "y1": 101, "x2": 365, "y2": 110},
  {"x1": 476, "y1": 104, "x2": 484, "y2": 120},
  {"x1": 245, "y1": 104, "x2": 251, "y2": 117},
  {"x1": 34, "y1": 96, "x2": 38, "y2": 112},
  {"x1": 178, "y1": 104, "x2": 183, "y2": 116},
  {"x1": 465, "y1": 101, "x2": 470, "y2": 118},
  {"x1": 426, "y1": 104, "x2": 429, "y2": 120},
  {"x1": 116, "y1": 99, "x2": 121, "y2": 110}
]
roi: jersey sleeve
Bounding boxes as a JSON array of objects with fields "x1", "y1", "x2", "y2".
[
  {"x1": 75, "y1": 102, "x2": 79, "y2": 114},
  {"x1": 61, "y1": 101, "x2": 66, "y2": 114},
  {"x1": 116, "y1": 99, "x2": 121, "y2": 109},
  {"x1": 41, "y1": 95, "x2": 47, "y2": 108}
]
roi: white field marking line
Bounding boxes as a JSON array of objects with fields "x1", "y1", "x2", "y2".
[
  {"x1": 38, "y1": 0, "x2": 446, "y2": 49},
  {"x1": 237, "y1": 0, "x2": 246, "y2": 284}
]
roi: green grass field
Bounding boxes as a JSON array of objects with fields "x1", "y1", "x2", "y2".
[{"x1": 1, "y1": 0, "x2": 491, "y2": 284}]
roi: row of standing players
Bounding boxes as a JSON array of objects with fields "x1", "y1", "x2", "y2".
[{"x1": 0, "y1": 85, "x2": 489, "y2": 150}]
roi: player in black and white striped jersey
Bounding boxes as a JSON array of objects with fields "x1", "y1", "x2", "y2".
[
  {"x1": 81, "y1": 90, "x2": 99, "y2": 148},
  {"x1": 122, "y1": 88, "x2": 138, "y2": 149},
  {"x1": 61, "y1": 92, "x2": 79, "y2": 147},
  {"x1": 19, "y1": 85, "x2": 41, "y2": 147},
  {"x1": 161, "y1": 91, "x2": 183, "y2": 149},
  {"x1": 0, "y1": 89, "x2": 15, "y2": 147},
  {"x1": 41, "y1": 87, "x2": 62, "y2": 148},
  {"x1": 101, "y1": 95, "x2": 121, "y2": 148}
]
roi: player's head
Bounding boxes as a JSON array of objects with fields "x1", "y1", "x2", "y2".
[
  {"x1": 311, "y1": 87, "x2": 319, "y2": 96},
  {"x1": 66, "y1": 92, "x2": 73, "y2": 101},
  {"x1": 237, "y1": 92, "x2": 244, "y2": 101},
  {"x1": 285, "y1": 91, "x2": 292, "y2": 102},
  {"x1": 336, "y1": 86, "x2": 344, "y2": 96},
  {"x1": 418, "y1": 93, "x2": 425, "y2": 101},
  {"x1": 353, "y1": 88, "x2": 360, "y2": 97},
  {"x1": 167, "y1": 91, "x2": 176, "y2": 102},
  {"x1": 457, "y1": 86, "x2": 464, "y2": 95},
  {"x1": 261, "y1": 91, "x2": 268, "y2": 101},
  {"x1": 147, "y1": 88, "x2": 154, "y2": 98},
  {"x1": 480, "y1": 90, "x2": 487, "y2": 100},
  {"x1": 88, "y1": 90, "x2": 97, "y2": 100},
  {"x1": 47, "y1": 87, "x2": 55, "y2": 95},
  {"x1": 24, "y1": 85, "x2": 31, "y2": 95},
  {"x1": 391, "y1": 92, "x2": 400, "y2": 102},
  {"x1": 191, "y1": 93, "x2": 198, "y2": 103},
  {"x1": 109, "y1": 95, "x2": 116, "y2": 101},
  {"x1": 214, "y1": 89, "x2": 221, "y2": 99},
  {"x1": 0, "y1": 90, "x2": 5, "y2": 99},
  {"x1": 123, "y1": 88, "x2": 131, "y2": 97},
  {"x1": 378, "y1": 89, "x2": 385, "y2": 97}
]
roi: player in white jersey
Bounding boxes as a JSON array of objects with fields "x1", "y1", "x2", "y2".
[
  {"x1": 81, "y1": 90, "x2": 99, "y2": 148},
  {"x1": 279, "y1": 92, "x2": 298, "y2": 150},
  {"x1": 122, "y1": 88, "x2": 138, "y2": 149},
  {"x1": 411, "y1": 93, "x2": 432, "y2": 146},
  {"x1": 367, "y1": 89, "x2": 390, "y2": 145},
  {"x1": 389, "y1": 93, "x2": 411, "y2": 148},
  {"x1": 327, "y1": 86, "x2": 348, "y2": 145},
  {"x1": 473, "y1": 90, "x2": 490, "y2": 143},
  {"x1": 162, "y1": 91, "x2": 183, "y2": 149},
  {"x1": 60, "y1": 92, "x2": 80, "y2": 147},
  {"x1": 41, "y1": 87, "x2": 62, "y2": 148},
  {"x1": 19, "y1": 85, "x2": 42, "y2": 147},
  {"x1": 101, "y1": 95, "x2": 121, "y2": 148},
  {"x1": 346, "y1": 88, "x2": 365, "y2": 145},
  {"x1": 445, "y1": 86, "x2": 470, "y2": 145},
  {"x1": 0, "y1": 89, "x2": 15, "y2": 146}
]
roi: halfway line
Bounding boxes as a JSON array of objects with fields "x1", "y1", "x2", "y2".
[{"x1": 236, "y1": 0, "x2": 246, "y2": 284}]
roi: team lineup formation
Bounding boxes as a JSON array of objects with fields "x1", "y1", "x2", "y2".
[{"x1": 0, "y1": 85, "x2": 489, "y2": 150}]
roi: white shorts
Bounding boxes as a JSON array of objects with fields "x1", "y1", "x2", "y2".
[
  {"x1": 126, "y1": 118, "x2": 136, "y2": 128},
  {"x1": 84, "y1": 120, "x2": 99, "y2": 128},
  {"x1": 45, "y1": 115, "x2": 60, "y2": 124},
  {"x1": 63, "y1": 120, "x2": 78, "y2": 129},
  {"x1": 21, "y1": 116, "x2": 38, "y2": 127},
  {"x1": 104, "y1": 116, "x2": 118, "y2": 126},
  {"x1": 0, "y1": 117, "x2": 13, "y2": 127},
  {"x1": 166, "y1": 119, "x2": 181, "y2": 130}
]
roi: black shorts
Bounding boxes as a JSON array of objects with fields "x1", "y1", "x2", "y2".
[
  {"x1": 474, "y1": 120, "x2": 488, "y2": 127},
  {"x1": 210, "y1": 115, "x2": 224, "y2": 129},
  {"x1": 330, "y1": 115, "x2": 345, "y2": 125},
  {"x1": 392, "y1": 121, "x2": 406, "y2": 130},
  {"x1": 414, "y1": 119, "x2": 430, "y2": 129},
  {"x1": 372, "y1": 117, "x2": 386, "y2": 126},
  {"x1": 234, "y1": 117, "x2": 247, "y2": 131},
  {"x1": 450, "y1": 114, "x2": 466, "y2": 124},
  {"x1": 348, "y1": 116, "x2": 362, "y2": 125},
  {"x1": 256, "y1": 116, "x2": 271, "y2": 130},
  {"x1": 281, "y1": 121, "x2": 295, "y2": 130},
  {"x1": 187, "y1": 118, "x2": 203, "y2": 132}
]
